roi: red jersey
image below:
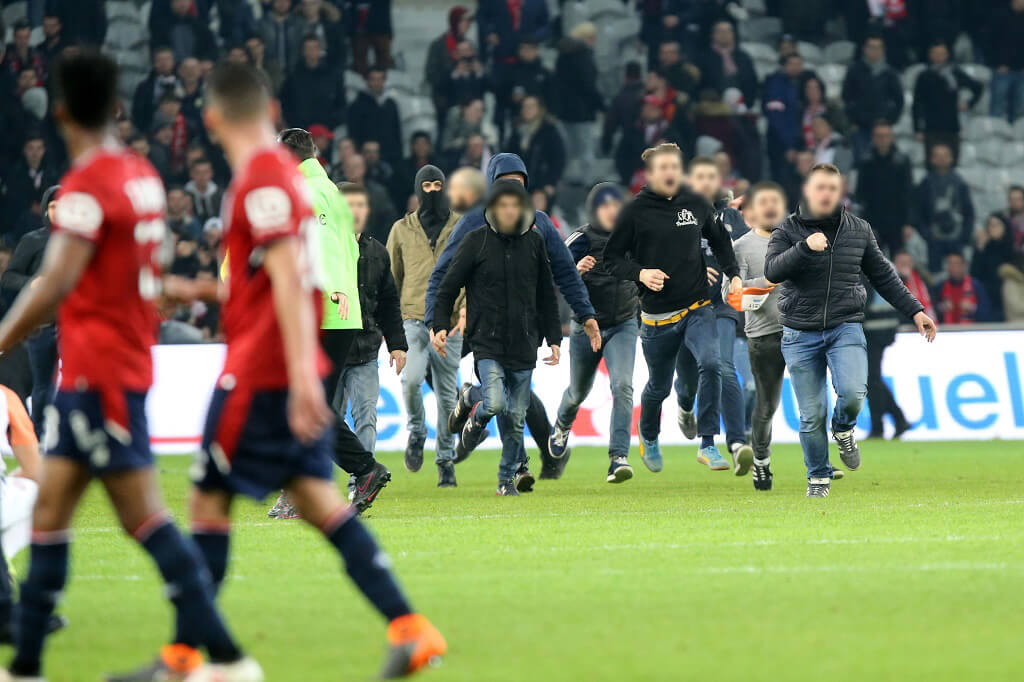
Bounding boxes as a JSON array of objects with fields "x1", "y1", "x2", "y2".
[
  {"x1": 53, "y1": 145, "x2": 165, "y2": 392},
  {"x1": 220, "y1": 146, "x2": 328, "y2": 390}
]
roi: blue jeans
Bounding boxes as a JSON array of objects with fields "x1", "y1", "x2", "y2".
[
  {"x1": 475, "y1": 359, "x2": 533, "y2": 481},
  {"x1": 733, "y1": 335, "x2": 756, "y2": 433},
  {"x1": 555, "y1": 319, "x2": 638, "y2": 457},
  {"x1": 639, "y1": 305, "x2": 720, "y2": 440},
  {"x1": 402, "y1": 319, "x2": 462, "y2": 463},
  {"x1": 673, "y1": 315, "x2": 745, "y2": 444},
  {"x1": 334, "y1": 360, "x2": 380, "y2": 453},
  {"x1": 26, "y1": 326, "x2": 57, "y2": 437},
  {"x1": 990, "y1": 70, "x2": 1024, "y2": 122},
  {"x1": 780, "y1": 323, "x2": 868, "y2": 480}
]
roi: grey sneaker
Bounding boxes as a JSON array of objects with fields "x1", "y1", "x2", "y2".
[
  {"x1": 806, "y1": 478, "x2": 831, "y2": 498},
  {"x1": 437, "y1": 461, "x2": 457, "y2": 488},
  {"x1": 832, "y1": 429, "x2": 861, "y2": 470},
  {"x1": 677, "y1": 408, "x2": 697, "y2": 440},
  {"x1": 404, "y1": 434, "x2": 425, "y2": 472}
]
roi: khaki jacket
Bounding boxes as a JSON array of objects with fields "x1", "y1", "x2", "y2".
[{"x1": 386, "y1": 211, "x2": 464, "y2": 326}]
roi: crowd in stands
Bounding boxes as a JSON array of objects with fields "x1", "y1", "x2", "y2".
[{"x1": 0, "y1": 0, "x2": 1023, "y2": 336}]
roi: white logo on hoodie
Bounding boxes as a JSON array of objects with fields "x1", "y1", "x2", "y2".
[{"x1": 676, "y1": 208, "x2": 698, "y2": 227}]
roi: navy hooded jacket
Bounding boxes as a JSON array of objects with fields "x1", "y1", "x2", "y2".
[{"x1": 425, "y1": 153, "x2": 595, "y2": 326}]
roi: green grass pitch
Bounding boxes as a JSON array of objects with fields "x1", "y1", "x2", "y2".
[{"x1": 15, "y1": 441, "x2": 1024, "y2": 681}]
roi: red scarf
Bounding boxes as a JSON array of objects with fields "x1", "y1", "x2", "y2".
[
  {"x1": 170, "y1": 112, "x2": 188, "y2": 175},
  {"x1": 940, "y1": 277, "x2": 977, "y2": 324},
  {"x1": 902, "y1": 270, "x2": 935, "y2": 320},
  {"x1": 506, "y1": 0, "x2": 523, "y2": 30}
]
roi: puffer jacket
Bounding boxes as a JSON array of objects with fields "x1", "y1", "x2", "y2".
[{"x1": 765, "y1": 205, "x2": 923, "y2": 330}]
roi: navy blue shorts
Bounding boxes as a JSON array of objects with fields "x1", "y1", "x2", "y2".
[
  {"x1": 45, "y1": 389, "x2": 153, "y2": 475},
  {"x1": 193, "y1": 386, "x2": 334, "y2": 500}
]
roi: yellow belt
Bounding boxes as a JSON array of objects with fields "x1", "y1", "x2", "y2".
[{"x1": 640, "y1": 299, "x2": 711, "y2": 326}]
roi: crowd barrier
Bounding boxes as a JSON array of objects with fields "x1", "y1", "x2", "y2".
[{"x1": 146, "y1": 328, "x2": 1024, "y2": 454}]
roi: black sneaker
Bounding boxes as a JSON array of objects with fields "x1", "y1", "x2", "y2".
[
  {"x1": 437, "y1": 461, "x2": 457, "y2": 488},
  {"x1": 752, "y1": 460, "x2": 773, "y2": 491},
  {"x1": 892, "y1": 418, "x2": 911, "y2": 440},
  {"x1": 447, "y1": 382, "x2": 475, "y2": 435},
  {"x1": 806, "y1": 478, "x2": 831, "y2": 498},
  {"x1": 514, "y1": 466, "x2": 535, "y2": 493},
  {"x1": 453, "y1": 436, "x2": 472, "y2": 464},
  {"x1": 832, "y1": 429, "x2": 861, "y2": 470},
  {"x1": 351, "y1": 461, "x2": 391, "y2": 513},
  {"x1": 404, "y1": 434, "x2": 425, "y2": 473},
  {"x1": 459, "y1": 403, "x2": 488, "y2": 454},
  {"x1": 539, "y1": 447, "x2": 571, "y2": 480},
  {"x1": 0, "y1": 614, "x2": 67, "y2": 644},
  {"x1": 496, "y1": 480, "x2": 520, "y2": 496},
  {"x1": 606, "y1": 456, "x2": 633, "y2": 483}
]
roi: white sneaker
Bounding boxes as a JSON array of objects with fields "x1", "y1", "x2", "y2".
[
  {"x1": 184, "y1": 657, "x2": 264, "y2": 682},
  {"x1": 0, "y1": 671, "x2": 45, "y2": 682},
  {"x1": 730, "y1": 442, "x2": 754, "y2": 476}
]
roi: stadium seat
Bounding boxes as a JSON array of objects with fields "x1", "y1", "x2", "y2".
[
  {"x1": 745, "y1": 0, "x2": 768, "y2": 15},
  {"x1": 111, "y1": 48, "x2": 149, "y2": 73},
  {"x1": 1000, "y1": 141, "x2": 1024, "y2": 167},
  {"x1": 907, "y1": 142, "x2": 925, "y2": 167},
  {"x1": 741, "y1": 42, "x2": 778, "y2": 64},
  {"x1": 901, "y1": 63, "x2": 926, "y2": 90},
  {"x1": 818, "y1": 63, "x2": 847, "y2": 98},
  {"x1": 741, "y1": 16, "x2": 783, "y2": 43},
  {"x1": 912, "y1": 166, "x2": 926, "y2": 185},
  {"x1": 959, "y1": 142, "x2": 978, "y2": 167},
  {"x1": 107, "y1": 1, "x2": 141, "y2": 24},
  {"x1": 105, "y1": 23, "x2": 147, "y2": 51},
  {"x1": 1, "y1": 2, "x2": 26, "y2": 29},
  {"x1": 140, "y1": 1, "x2": 152, "y2": 28},
  {"x1": 987, "y1": 168, "x2": 1016, "y2": 194},
  {"x1": 965, "y1": 116, "x2": 1014, "y2": 142},
  {"x1": 958, "y1": 166, "x2": 987, "y2": 192},
  {"x1": 29, "y1": 25, "x2": 42, "y2": 47},
  {"x1": 797, "y1": 41, "x2": 823, "y2": 65},
  {"x1": 978, "y1": 139, "x2": 1006, "y2": 166},
  {"x1": 1013, "y1": 118, "x2": 1024, "y2": 140},
  {"x1": 961, "y1": 63, "x2": 992, "y2": 86},
  {"x1": 823, "y1": 41, "x2": 856, "y2": 64},
  {"x1": 588, "y1": 0, "x2": 631, "y2": 23},
  {"x1": 385, "y1": 69, "x2": 419, "y2": 96},
  {"x1": 396, "y1": 95, "x2": 434, "y2": 121}
]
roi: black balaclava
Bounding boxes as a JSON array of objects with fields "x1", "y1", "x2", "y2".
[{"x1": 415, "y1": 165, "x2": 449, "y2": 246}]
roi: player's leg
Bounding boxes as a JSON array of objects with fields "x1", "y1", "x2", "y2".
[
  {"x1": 716, "y1": 316, "x2": 754, "y2": 476},
  {"x1": 526, "y1": 392, "x2": 560, "y2": 480},
  {"x1": 343, "y1": 362, "x2": 391, "y2": 512},
  {"x1": 825, "y1": 323, "x2": 869, "y2": 472},
  {"x1": 428, "y1": 332, "x2": 462, "y2": 486},
  {"x1": 7, "y1": 457, "x2": 90, "y2": 679},
  {"x1": 459, "y1": 359, "x2": 503, "y2": 459},
  {"x1": 496, "y1": 368, "x2": 531, "y2": 496},
  {"x1": 285, "y1": 477, "x2": 446, "y2": 678},
  {"x1": 637, "y1": 319, "x2": 684, "y2": 472},
  {"x1": 673, "y1": 346, "x2": 699, "y2": 440},
  {"x1": 780, "y1": 328, "x2": 832, "y2": 496},
  {"x1": 602, "y1": 320, "x2": 638, "y2": 483},
  {"x1": 748, "y1": 332, "x2": 786, "y2": 491},
  {"x1": 550, "y1": 321, "x2": 602, "y2": 459},
  {"x1": 400, "y1": 321, "x2": 430, "y2": 472},
  {"x1": 682, "y1": 307, "x2": 728, "y2": 470}
]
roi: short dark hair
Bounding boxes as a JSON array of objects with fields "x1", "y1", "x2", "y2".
[
  {"x1": 338, "y1": 182, "x2": 368, "y2": 198},
  {"x1": 51, "y1": 50, "x2": 118, "y2": 130},
  {"x1": 687, "y1": 155, "x2": 717, "y2": 172},
  {"x1": 278, "y1": 127, "x2": 317, "y2": 161},
  {"x1": 189, "y1": 158, "x2": 212, "y2": 172},
  {"x1": 780, "y1": 53, "x2": 801, "y2": 66},
  {"x1": 808, "y1": 162, "x2": 841, "y2": 177},
  {"x1": 872, "y1": 119, "x2": 892, "y2": 131},
  {"x1": 205, "y1": 62, "x2": 270, "y2": 121},
  {"x1": 410, "y1": 130, "x2": 431, "y2": 145},
  {"x1": 747, "y1": 181, "x2": 786, "y2": 204}
]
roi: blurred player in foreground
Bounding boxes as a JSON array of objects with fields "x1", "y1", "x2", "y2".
[{"x1": 184, "y1": 63, "x2": 445, "y2": 678}]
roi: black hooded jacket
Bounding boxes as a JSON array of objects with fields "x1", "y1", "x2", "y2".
[
  {"x1": 1, "y1": 184, "x2": 57, "y2": 313},
  {"x1": 564, "y1": 183, "x2": 638, "y2": 328},
  {"x1": 765, "y1": 205, "x2": 924, "y2": 330},
  {"x1": 603, "y1": 184, "x2": 739, "y2": 315},
  {"x1": 432, "y1": 179, "x2": 561, "y2": 369},
  {"x1": 346, "y1": 234, "x2": 408, "y2": 365},
  {"x1": 414, "y1": 164, "x2": 450, "y2": 247}
]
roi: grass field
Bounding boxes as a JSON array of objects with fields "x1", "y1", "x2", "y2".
[{"x1": 15, "y1": 440, "x2": 1024, "y2": 682}]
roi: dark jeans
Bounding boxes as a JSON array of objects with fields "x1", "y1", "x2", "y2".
[
  {"x1": 747, "y1": 332, "x2": 786, "y2": 460},
  {"x1": 639, "y1": 305, "x2": 720, "y2": 440},
  {"x1": 26, "y1": 326, "x2": 57, "y2": 437},
  {"x1": 475, "y1": 359, "x2": 533, "y2": 481},
  {"x1": 674, "y1": 315, "x2": 745, "y2": 445},
  {"x1": 781, "y1": 323, "x2": 868, "y2": 479},
  {"x1": 865, "y1": 330, "x2": 908, "y2": 434},
  {"x1": 321, "y1": 330, "x2": 377, "y2": 476},
  {"x1": 467, "y1": 385, "x2": 553, "y2": 470}
]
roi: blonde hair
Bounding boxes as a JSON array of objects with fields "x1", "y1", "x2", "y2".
[
  {"x1": 570, "y1": 22, "x2": 597, "y2": 42},
  {"x1": 641, "y1": 142, "x2": 682, "y2": 167}
]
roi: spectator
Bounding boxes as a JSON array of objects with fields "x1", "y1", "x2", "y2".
[
  {"x1": 809, "y1": 114, "x2": 853, "y2": 173},
  {"x1": 496, "y1": 38, "x2": 552, "y2": 130},
  {"x1": 362, "y1": 139, "x2": 396, "y2": 201},
  {"x1": 762, "y1": 53, "x2": 810, "y2": 184},
  {"x1": 657, "y1": 40, "x2": 700, "y2": 104},
  {"x1": 296, "y1": 0, "x2": 345, "y2": 69},
  {"x1": 281, "y1": 35, "x2": 345, "y2": 130},
  {"x1": 1002, "y1": 185, "x2": 1024, "y2": 249},
  {"x1": 146, "y1": 120, "x2": 176, "y2": 184},
  {"x1": 477, "y1": 0, "x2": 550, "y2": 67},
  {"x1": 184, "y1": 158, "x2": 223, "y2": 225},
  {"x1": 912, "y1": 41, "x2": 982, "y2": 161},
  {"x1": 426, "y1": 5, "x2": 473, "y2": 134},
  {"x1": 698, "y1": 21, "x2": 758, "y2": 108},
  {"x1": 441, "y1": 40, "x2": 488, "y2": 109},
  {"x1": 155, "y1": 92, "x2": 191, "y2": 181},
  {"x1": 307, "y1": 123, "x2": 335, "y2": 166},
  {"x1": 602, "y1": 61, "x2": 645, "y2": 156},
  {"x1": 166, "y1": 186, "x2": 202, "y2": 241},
  {"x1": 213, "y1": 0, "x2": 257, "y2": 48},
  {"x1": 457, "y1": 132, "x2": 493, "y2": 172},
  {"x1": 1, "y1": 134, "x2": 58, "y2": 240},
  {"x1": 507, "y1": 96, "x2": 566, "y2": 199},
  {"x1": 801, "y1": 75, "x2": 846, "y2": 150},
  {"x1": 615, "y1": 94, "x2": 676, "y2": 187},
  {"x1": 893, "y1": 250, "x2": 936, "y2": 319},
  {"x1": 856, "y1": 121, "x2": 914, "y2": 255},
  {"x1": 340, "y1": 153, "x2": 397, "y2": 243},
  {"x1": 45, "y1": 0, "x2": 107, "y2": 47},
  {"x1": 4, "y1": 20, "x2": 44, "y2": 84},
  {"x1": 441, "y1": 97, "x2": 487, "y2": 158},
  {"x1": 132, "y1": 47, "x2": 182, "y2": 134},
  {"x1": 989, "y1": 0, "x2": 1024, "y2": 122},
  {"x1": 913, "y1": 143, "x2": 975, "y2": 271},
  {"x1": 554, "y1": 22, "x2": 604, "y2": 182},
  {"x1": 116, "y1": 119, "x2": 137, "y2": 146},
  {"x1": 934, "y1": 251, "x2": 991, "y2": 324},
  {"x1": 841, "y1": 34, "x2": 905, "y2": 159},
  {"x1": 151, "y1": 0, "x2": 218, "y2": 63},
  {"x1": 245, "y1": 34, "x2": 284, "y2": 94},
  {"x1": 346, "y1": 0, "x2": 394, "y2": 74},
  {"x1": 713, "y1": 150, "x2": 748, "y2": 196},
  {"x1": 396, "y1": 131, "x2": 440, "y2": 201},
  {"x1": 258, "y1": 0, "x2": 303, "y2": 75},
  {"x1": 972, "y1": 213, "x2": 1015, "y2": 319},
  {"x1": 638, "y1": 0, "x2": 692, "y2": 62},
  {"x1": 999, "y1": 257, "x2": 1024, "y2": 322},
  {"x1": 37, "y1": 13, "x2": 68, "y2": 70},
  {"x1": 348, "y1": 67, "x2": 403, "y2": 163}
]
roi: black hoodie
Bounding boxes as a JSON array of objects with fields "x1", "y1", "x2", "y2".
[
  {"x1": 433, "y1": 179, "x2": 561, "y2": 369},
  {"x1": 415, "y1": 164, "x2": 450, "y2": 247},
  {"x1": 604, "y1": 184, "x2": 739, "y2": 315}
]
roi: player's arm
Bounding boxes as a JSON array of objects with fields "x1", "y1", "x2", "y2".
[
  {"x1": 0, "y1": 233, "x2": 94, "y2": 354},
  {"x1": 263, "y1": 238, "x2": 333, "y2": 442},
  {"x1": 702, "y1": 211, "x2": 741, "y2": 293},
  {"x1": 163, "y1": 273, "x2": 224, "y2": 304},
  {"x1": 3, "y1": 387, "x2": 40, "y2": 481}
]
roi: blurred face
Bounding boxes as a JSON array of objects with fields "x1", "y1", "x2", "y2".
[
  {"x1": 273, "y1": 0, "x2": 291, "y2": 15},
  {"x1": 412, "y1": 137, "x2": 431, "y2": 158},
  {"x1": 344, "y1": 155, "x2": 366, "y2": 181},
  {"x1": 246, "y1": 37, "x2": 265, "y2": 62},
  {"x1": 987, "y1": 216, "x2": 1007, "y2": 240},
  {"x1": 171, "y1": 0, "x2": 190, "y2": 15},
  {"x1": 455, "y1": 41, "x2": 475, "y2": 60},
  {"x1": 928, "y1": 44, "x2": 949, "y2": 66},
  {"x1": 117, "y1": 120, "x2": 134, "y2": 142},
  {"x1": 337, "y1": 137, "x2": 355, "y2": 161},
  {"x1": 795, "y1": 150, "x2": 814, "y2": 176},
  {"x1": 946, "y1": 254, "x2": 966, "y2": 279},
  {"x1": 494, "y1": 195, "x2": 523, "y2": 233},
  {"x1": 804, "y1": 78, "x2": 823, "y2": 104},
  {"x1": 713, "y1": 152, "x2": 731, "y2": 178},
  {"x1": 154, "y1": 126, "x2": 173, "y2": 145},
  {"x1": 645, "y1": 71, "x2": 666, "y2": 94},
  {"x1": 864, "y1": 38, "x2": 884, "y2": 63},
  {"x1": 1009, "y1": 189, "x2": 1024, "y2": 213},
  {"x1": 521, "y1": 97, "x2": 540, "y2": 121},
  {"x1": 303, "y1": 39, "x2": 322, "y2": 65},
  {"x1": 751, "y1": 189, "x2": 785, "y2": 228},
  {"x1": 227, "y1": 47, "x2": 248, "y2": 64},
  {"x1": 130, "y1": 137, "x2": 149, "y2": 155},
  {"x1": 179, "y1": 57, "x2": 201, "y2": 82},
  {"x1": 803, "y1": 169, "x2": 842, "y2": 215},
  {"x1": 14, "y1": 27, "x2": 30, "y2": 49},
  {"x1": 159, "y1": 98, "x2": 181, "y2": 118},
  {"x1": 894, "y1": 252, "x2": 913, "y2": 276},
  {"x1": 1014, "y1": 0, "x2": 1024, "y2": 11},
  {"x1": 367, "y1": 70, "x2": 386, "y2": 94},
  {"x1": 464, "y1": 99, "x2": 484, "y2": 124},
  {"x1": 362, "y1": 141, "x2": 380, "y2": 165},
  {"x1": 43, "y1": 17, "x2": 60, "y2": 38},
  {"x1": 688, "y1": 163, "x2": 721, "y2": 200},
  {"x1": 466, "y1": 134, "x2": 484, "y2": 160},
  {"x1": 345, "y1": 193, "x2": 370, "y2": 233},
  {"x1": 659, "y1": 42, "x2": 680, "y2": 67},
  {"x1": 458, "y1": 13, "x2": 473, "y2": 36},
  {"x1": 168, "y1": 189, "x2": 189, "y2": 215},
  {"x1": 447, "y1": 174, "x2": 480, "y2": 212},
  {"x1": 783, "y1": 55, "x2": 803, "y2": 78},
  {"x1": 595, "y1": 199, "x2": 622, "y2": 231},
  {"x1": 930, "y1": 145, "x2": 953, "y2": 172},
  {"x1": 24, "y1": 139, "x2": 44, "y2": 167},
  {"x1": 531, "y1": 190, "x2": 547, "y2": 212},
  {"x1": 301, "y1": 0, "x2": 321, "y2": 18},
  {"x1": 641, "y1": 100, "x2": 662, "y2": 122},
  {"x1": 811, "y1": 117, "x2": 831, "y2": 142},
  {"x1": 518, "y1": 42, "x2": 539, "y2": 62},
  {"x1": 872, "y1": 124, "x2": 893, "y2": 153},
  {"x1": 712, "y1": 22, "x2": 734, "y2": 50},
  {"x1": 17, "y1": 70, "x2": 36, "y2": 91},
  {"x1": 191, "y1": 162, "x2": 213, "y2": 187},
  {"x1": 646, "y1": 152, "x2": 683, "y2": 195},
  {"x1": 154, "y1": 50, "x2": 175, "y2": 75}
]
